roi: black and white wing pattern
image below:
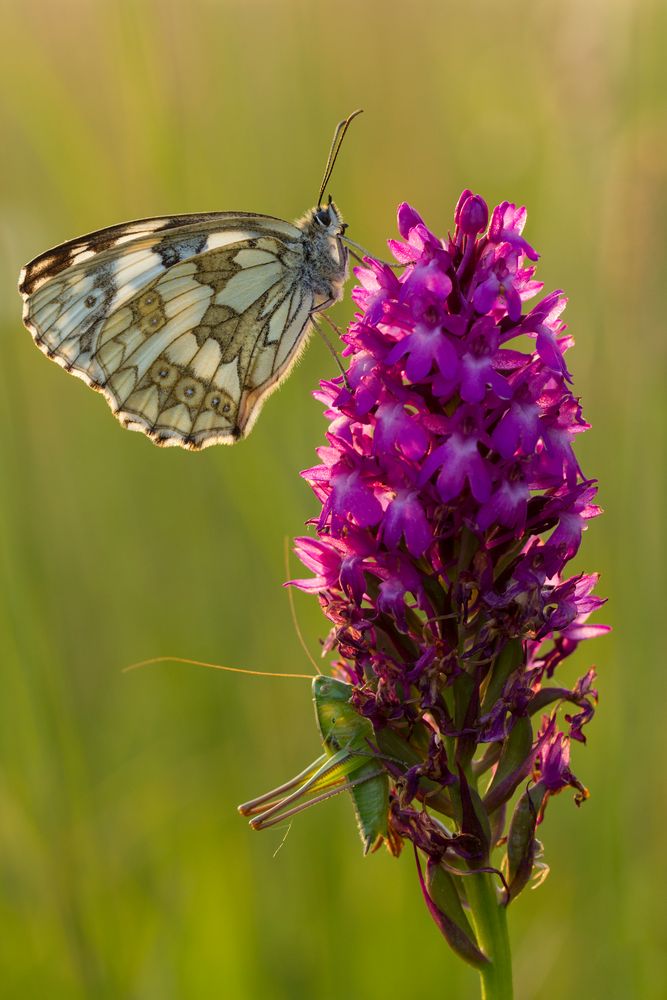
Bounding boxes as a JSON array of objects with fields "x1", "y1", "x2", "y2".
[{"x1": 19, "y1": 207, "x2": 348, "y2": 449}]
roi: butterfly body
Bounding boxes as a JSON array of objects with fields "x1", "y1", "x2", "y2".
[{"x1": 19, "y1": 201, "x2": 348, "y2": 449}]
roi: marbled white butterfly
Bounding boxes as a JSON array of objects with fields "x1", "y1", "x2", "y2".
[{"x1": 19, "y1": 112, "x2": 362, "y2": 450}]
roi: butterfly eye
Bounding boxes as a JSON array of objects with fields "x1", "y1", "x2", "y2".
[{"x1": 314, "y1": 208, "x2": 331, "y2": 227}]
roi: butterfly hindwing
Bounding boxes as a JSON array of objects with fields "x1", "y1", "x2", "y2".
[
  {"x1": 98, "y1": 239, "x2": 314, "y2": 447},
  {"x1": 19, "y1": 214, "x2": 329, "y2": 448}
]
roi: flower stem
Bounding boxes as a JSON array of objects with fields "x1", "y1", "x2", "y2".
[{"x1": 465, "y1": 872, "x2": 513, "y2": 1000}]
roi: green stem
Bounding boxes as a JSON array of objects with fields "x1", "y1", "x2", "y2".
[{"x1": 465, "y1": 872, "x2": 513, "y2": 1000}]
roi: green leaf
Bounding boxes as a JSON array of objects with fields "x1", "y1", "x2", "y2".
[
  {"x1": 505, "y1": 784, "x2": 547, "y2": 902},
  {"x1": 424, "y1": 859, "x2": 488, "y2": 969},
  {"x1": 480, "y1": 639, "x2": 523, "y2": 714},
  {"x1": 483, "y1": 716, "x2": 534, "y2": 812}
]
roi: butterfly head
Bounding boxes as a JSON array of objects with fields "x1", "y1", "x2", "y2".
[{"x1": 309, "y1": 198, "x2": 346, "y2": 237}]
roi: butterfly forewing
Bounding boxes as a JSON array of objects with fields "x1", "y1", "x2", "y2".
[{"x1": 20, "y1": 209, "x2": 346, "y2": 449}]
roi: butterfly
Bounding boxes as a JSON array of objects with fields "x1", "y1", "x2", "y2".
[{"x1": 19, "y1": 112, "x2": 361, "y2": 450}]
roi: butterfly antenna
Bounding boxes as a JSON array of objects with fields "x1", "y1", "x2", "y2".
[{"x1": 317, "y1": 109, "x2": 363, "y2": 208}]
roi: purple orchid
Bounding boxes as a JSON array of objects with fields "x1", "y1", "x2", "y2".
[{"x1": 284, "y1": 193, "x2": 607, "y2": 994}]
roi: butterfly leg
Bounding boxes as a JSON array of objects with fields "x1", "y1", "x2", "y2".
[{"x1": 310, "y1": 313, "x2": 349, "y2": 388}]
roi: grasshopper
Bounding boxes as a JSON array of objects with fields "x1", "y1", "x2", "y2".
[
  {"x1": 238, "y1": 676, "x2": 389, "y2": 854},
  {"x1": 125, "y1": 656, "x2": 391, "y2": 853}
]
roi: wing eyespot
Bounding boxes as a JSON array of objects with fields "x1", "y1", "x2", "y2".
[
  {"x1": 150, "y1": 360, "x2": 179, "y2": 389},
  {"x1": 175, "y1": 378, "x2": 205, "y2": 406}
]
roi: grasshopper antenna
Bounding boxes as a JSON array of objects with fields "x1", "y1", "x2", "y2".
[
  {"x1": 123, "y1": 655, "x2": 312, "y2": 680},
  {"x1": 284, "y1": 536, "x2": 320, "y2": 675}
]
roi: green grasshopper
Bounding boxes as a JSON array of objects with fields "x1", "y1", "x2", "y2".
[{"x1": 238, "y1": 676, "x2": 389, "y2": 854}]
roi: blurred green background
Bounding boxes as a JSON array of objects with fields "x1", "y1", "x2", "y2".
[{"x1": 0, "y1": 0, "x2": 665, "y2": 997}]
